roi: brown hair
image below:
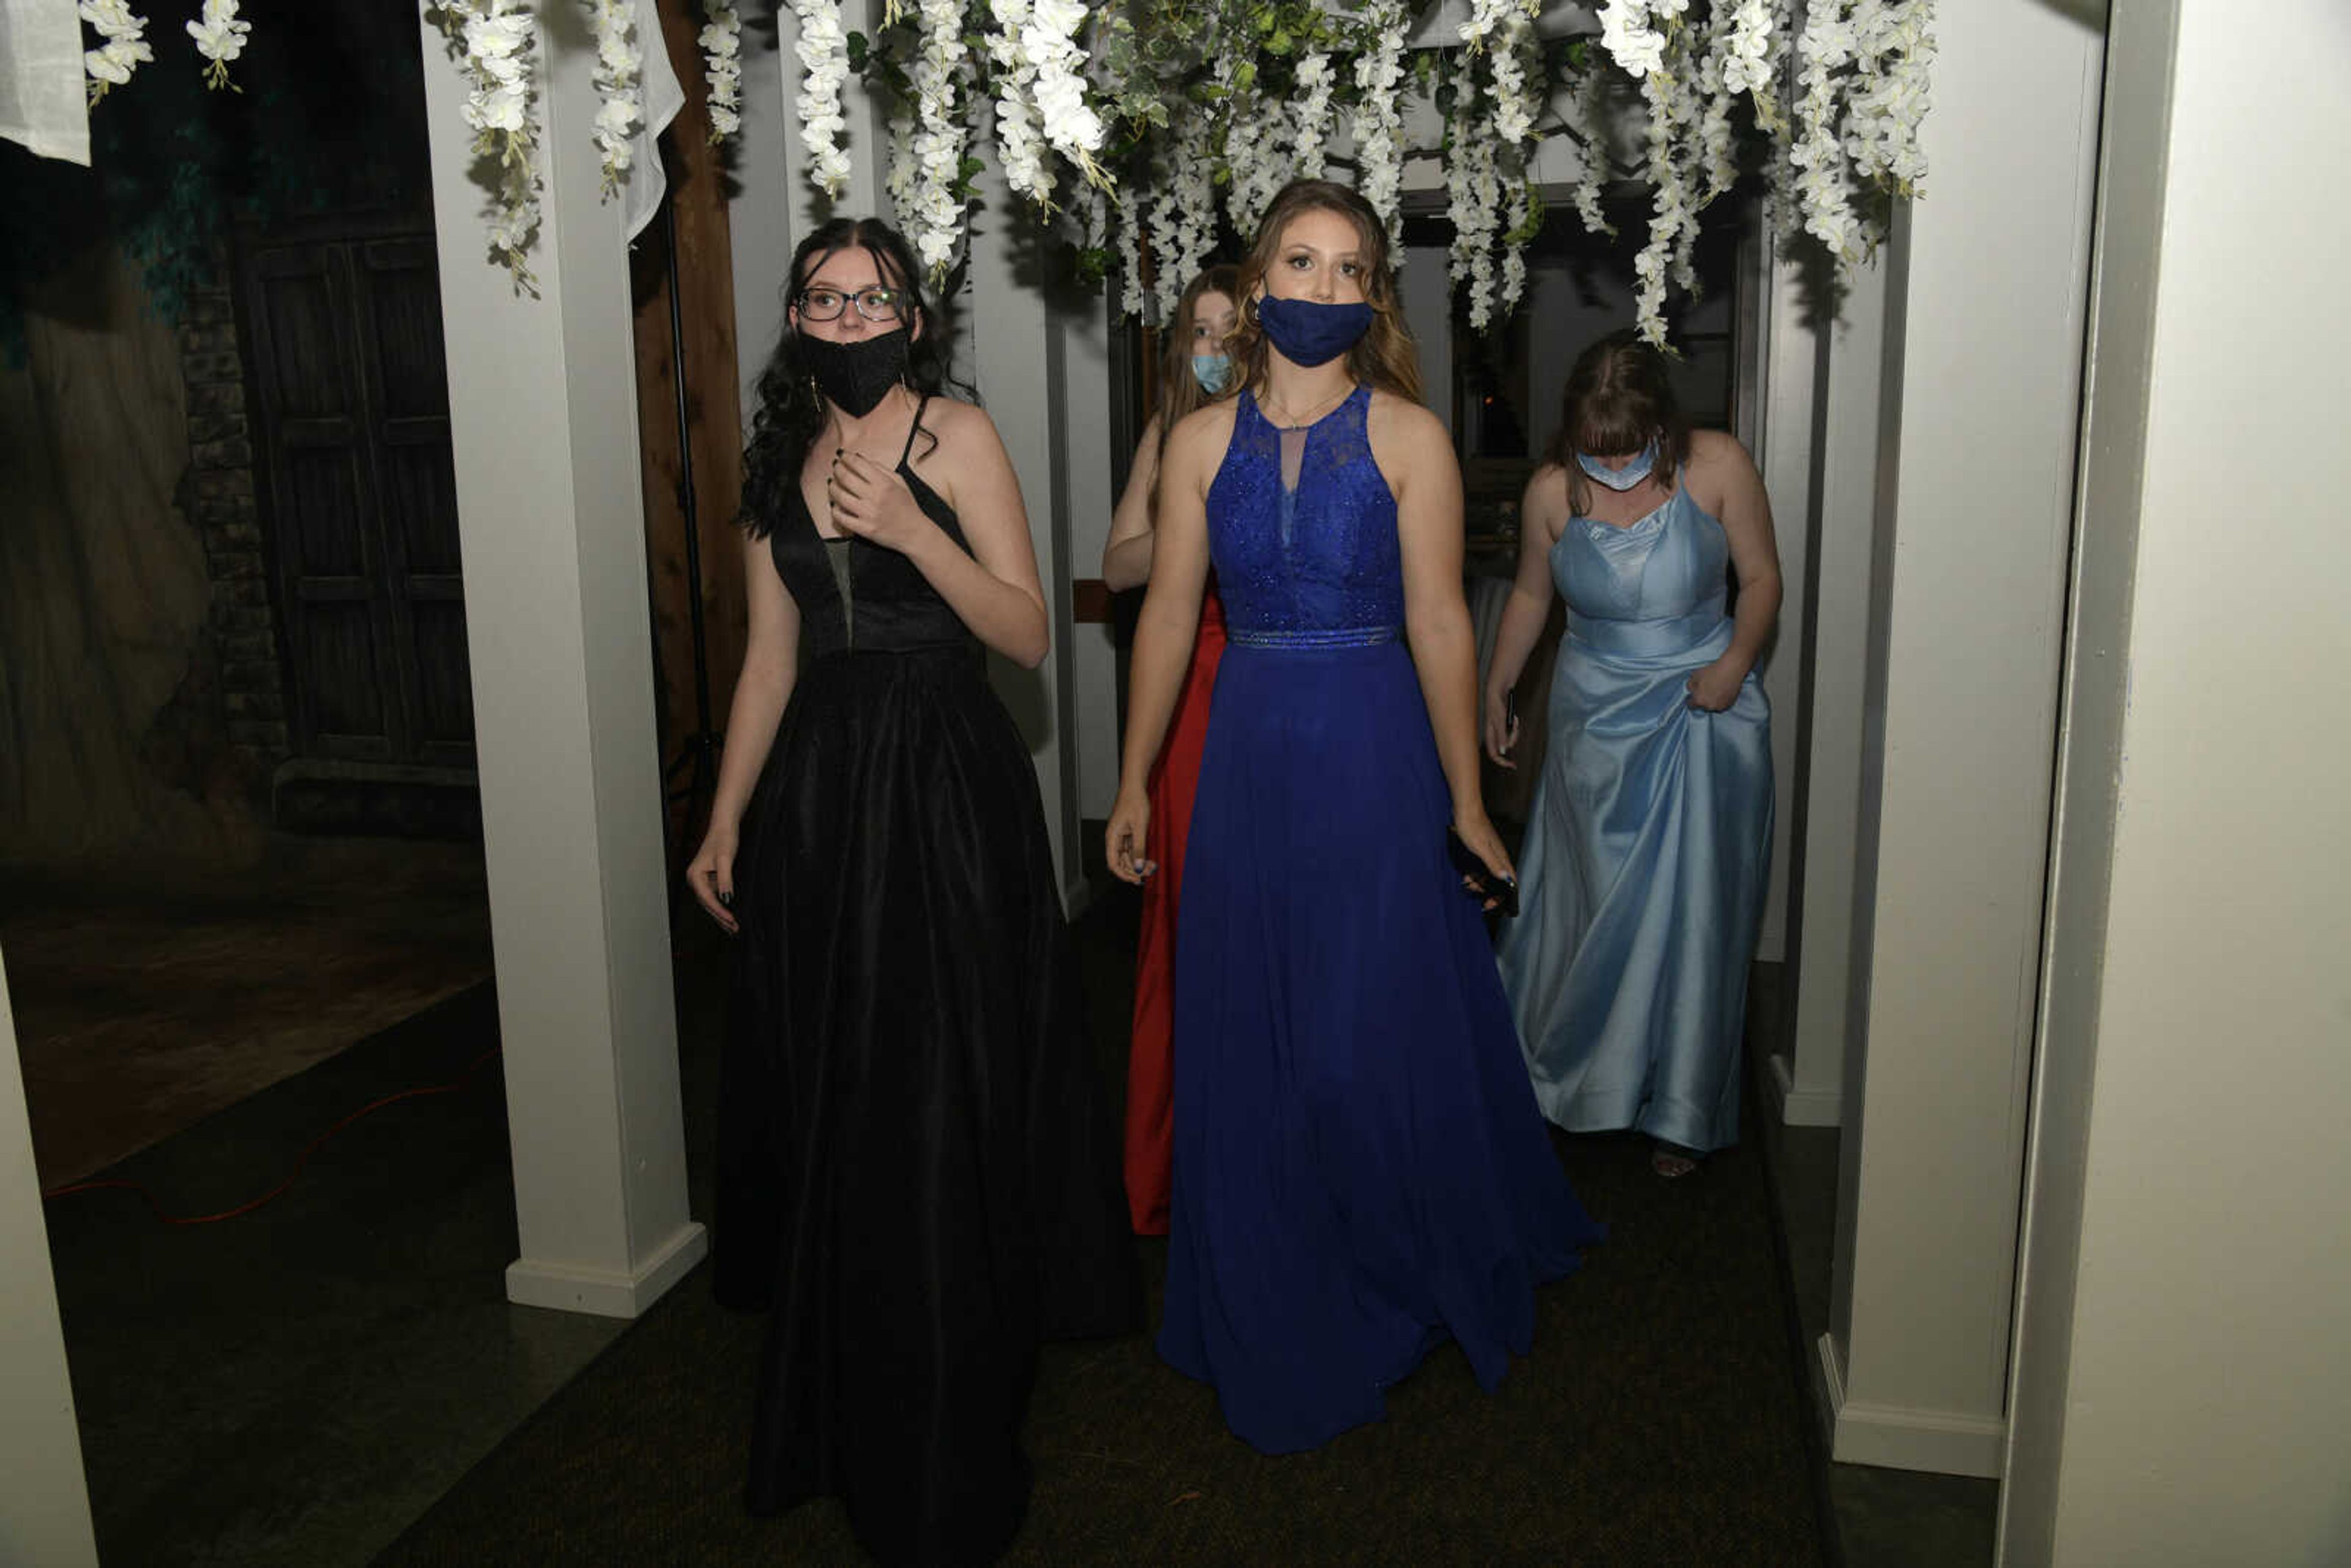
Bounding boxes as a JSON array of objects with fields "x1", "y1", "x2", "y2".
[
  {"x1": 1548, "y1": 329, "x2": 1690, "y2": 517},
  {"x1": 1155, "y1": 263, "x2": 1242, "y2": 461},
  {"x1": 1229, "y1": 179, "x2": 1422, "y2": 405}
]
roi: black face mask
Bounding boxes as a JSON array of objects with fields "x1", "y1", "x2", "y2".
[{"x1": 801, "y1": 329, "x2": 909, "y2": 416}]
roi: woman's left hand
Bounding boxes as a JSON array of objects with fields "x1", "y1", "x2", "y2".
[
  {"x1": 829, "y1": 450, "x2": 933, "y2": 553},
  {"x1": 1686, "y1": 655, "x2": 1749, "y2": 713},
  {"x1": 1453, "y1": 807, "x2": 1517, "y2": 906}
]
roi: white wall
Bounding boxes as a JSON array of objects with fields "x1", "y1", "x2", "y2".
[
  {"x1": 1817, "y1": 0, "x2": 2105, "y2": 1477},
  {"x1": 0, "y1": 950, "x2": 100, "y2": 1568},
  {"x1": 2001, "y1": 2, "x2": 2351, "y2": 1561}
]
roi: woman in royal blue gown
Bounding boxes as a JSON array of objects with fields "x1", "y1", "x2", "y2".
[
  {"x1": 1482, "y1": 330, "x2": 1779, "y2": 1178},
  {"x1": 1105, "y1": 180, "x2": 1602, "y2": 1455}
]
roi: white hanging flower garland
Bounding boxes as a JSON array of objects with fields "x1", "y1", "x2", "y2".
[
  {"x1": 902, "y1": 0, "x2": 973, "y2": 281},
  {"x1": 580, "y1": 0, "x2": 645, "y2": 195},
  {"x1": 1791, "y1": 0, "x2": 1861, "y2": 267},
  {"x1": 81, "y1": 1, "x2": 153, "y2": 103},
  {"x1": 700, "y1": 2, "x2": 742, "y2": 141},
  {"x1": 1026, "y1": 0, "x2": 1109, "y2": 191},
  {"x1": 75, "y1": 0, "x2": 1936, "y2": 339},
  {"x1": 1348, "y1": 0, "x2": 1411, "y2": 250},
  {"x1": 986, "y1": 0, "x2": 1053, "y2": 206},
  {"x1": 1445, "y1": 50, "x2": 1504, "y2": 332},
  {"x1": 186, "y1": 0, "x2": 250, "y2": 92},
  {"x1": 1846, "y1": 1, "x2": 1937, "y2": 195},
  {"x1": 793, "y1": 0, "x2": 853, "y2": 200},
  {"x1": 1289, "y1": 51, "x2": 1335, "y2": 182},
  {"x1": 425, "y1": 0, "x2": 546, "y2": 295}
]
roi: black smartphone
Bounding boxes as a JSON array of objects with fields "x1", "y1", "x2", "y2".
[{"x1": 1446, "y1": 827, "x2": 1520, "y2": 918}]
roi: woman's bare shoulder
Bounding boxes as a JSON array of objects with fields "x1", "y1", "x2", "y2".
[
  {"x1": 1366, "y1": 386, "x2": 1447, "y2": 448},
  {"x1": 1166, "y1": 397, "x2": 1240, "y2": 457}
]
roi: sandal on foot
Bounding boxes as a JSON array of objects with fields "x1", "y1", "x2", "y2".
[{"x1": 1651, "y1": 1141, "x2": 1701, "y2": 1179}]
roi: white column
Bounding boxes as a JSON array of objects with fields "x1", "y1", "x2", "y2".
[
  {"x1": 1767, "y1": 255, "x2": 1886, "y2": 1130},
  {"x1": 420, "y1": 15, "x2": 703, "y2": 1316},
  {"x1": 1060, "y1": 289, "x2": 1123, "y2": 838},
  {"x1": 1817, "y1": 0, "x2": 2105, "y2": 1476},
  {"x1": 1745, "y1": 242, "x2": 1812, "y2": 970},
  {"x1": 2000, "y1": 3, "x2": 2351, "y2": 1561},
  {"x1": 0, "y1": 950, "x2": 99, "y2": 1567},
  {"x1": 959, "y1": 181, "x2": 1082, "y2": 896}
]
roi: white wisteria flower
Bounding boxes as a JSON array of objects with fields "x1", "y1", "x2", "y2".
[
  {"x1": 1221, "y1": 84, "x2": 1292, "y2": 237},
  {"x1": 701, "y1": 3, "x2": 743, "y2": 141},
  {"x1": 1289, "y1": 51, "x2": 1335, "y2": 182},
  {"x1": 1025, "y1": 0, "x2": 1109, "y2": 189},
  {"x1": 901, "y1": 0, "x2": 973, "y2": 281},
  {"x1": 1445, "y1": 51, "x2": 1504, "y2": 332},
  {"x1": 1598, "y1": 0, "x2": 1676, "y2": 80},
  {"x1": 1566, "y1": 62, "x2": 1614, "y2": 238},
  {"x1": 1348, "y1": 0, "x2": 1411, "y2": 248},
  {"x1": 1791, "y1": 0, "x2": 1862, "y2": 266},
  {"x1": 793, "y1": 0, "x2": 853, "y2": 200},
  {"x1": 1716, "y1": 0, "x2": 1780, "y2": 127},
  {"x1": 1845, "y1": 0, "x2": 1936, "y2": 194},
  {"x1": 429, "y1": 0, "x2": 544, "y2": 294},
  {"x1": 186, "y1": 0, "x2": 250, "y2": 91},
  {"x1": 1115, "y1": 187, "x2": 1146, "y2": 321},
  {"x1": 885, "y1": 107, "x2": 921, "y2": 235},
  {"x1": 81, "y1": 0, "x2": 152, "y2": 103},
  {"x1": 987, "y1": 0, "x2": 1054, "y2": 206},
  {"x1": 582, "y1": 0, "x2": 645, "y2": 195}
]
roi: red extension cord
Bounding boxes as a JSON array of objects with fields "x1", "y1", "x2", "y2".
[{"x1": 37, "y1": 1047, "x2": 502, "y2": 1225}]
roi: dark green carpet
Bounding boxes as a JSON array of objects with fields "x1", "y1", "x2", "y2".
[{"x1": 373, "y1": 893, "x2": 1827, "y2": 1568}]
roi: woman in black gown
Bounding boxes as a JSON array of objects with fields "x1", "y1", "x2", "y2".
[{"x1": 687, "y1": 217, "x2": 1136, "y2": 1567}]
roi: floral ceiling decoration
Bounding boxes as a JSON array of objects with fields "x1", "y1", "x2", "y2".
[{"x1": 74, "y1": 0, "x2": 1936, "y2": 340}]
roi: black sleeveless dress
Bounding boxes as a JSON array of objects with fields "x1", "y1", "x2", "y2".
[{"x1": 714, "y1": 401, "x2": 1138, "y2": 1566}]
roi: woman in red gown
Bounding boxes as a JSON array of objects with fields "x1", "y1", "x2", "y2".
[{"x1": 1101, "y1": 264, "x2": 1239, "y2": 1234}]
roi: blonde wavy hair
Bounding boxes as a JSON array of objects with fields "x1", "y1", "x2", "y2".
[{"x1": 1228, "y1": 179, "x2": 1422, "y2": 405}]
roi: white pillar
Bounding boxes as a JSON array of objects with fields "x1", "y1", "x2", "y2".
[
  {"x1": 1060, "y1": 288, "x2": 1124, "y2": 838},
  {"x1": 1817, "y1": 0, "x2": 2105, "y2": 1476},
  {"x1": 0, "y1": 950, "x2": 100, "y2": 1567},
  {"x1": 2000, "y1": 3, "x2": 2351, "y2": 1561},
  {"x1": 1767, "y1": 255, "x2": 1886, "y2": 1130},
  {"x1": 959, "y1": 181, "x2": 1082, "y2": 896},
  {"x1": 420, "y1": 15, "x2": 703, "y2": 1316},
  {"x1": 1745, "y1": 239, "x2": 1812, "y2": 972}
]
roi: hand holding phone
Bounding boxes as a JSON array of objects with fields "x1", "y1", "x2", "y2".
[{"x1": 1446, "y1": 826, "x2": 1520, "y2": 918}]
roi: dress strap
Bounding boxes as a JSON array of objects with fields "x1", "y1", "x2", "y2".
[{"x1": 898, "y1": 392, "x2": 932, "y2": 468}]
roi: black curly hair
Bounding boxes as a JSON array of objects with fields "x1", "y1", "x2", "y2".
[{"x1": 738, "y1": 217, "x2": 958, "y2": 541}]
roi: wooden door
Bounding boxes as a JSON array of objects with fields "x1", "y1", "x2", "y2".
[{"x1": 239, "y1": 223, "x2": 472, "y2": 768}]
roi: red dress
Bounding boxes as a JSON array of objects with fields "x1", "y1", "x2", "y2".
[{"x1": 1123, "y1": 585, "x2": 1226, "y2": 1234}]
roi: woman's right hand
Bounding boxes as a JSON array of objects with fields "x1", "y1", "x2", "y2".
[
  {"x1": 1105, "y1": 790, "x2": 1155, "y2": 885},
  {"x1": 686, "y1": 825, "x2": 740, "y2": 934},
  {"x1": 1482, "y1": 687, "x2": 1518, "y2": 768}
]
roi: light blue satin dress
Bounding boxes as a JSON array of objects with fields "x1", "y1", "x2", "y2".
[{"x1": 1496, "y1": 482, "x2": 1772, "y2": 1154}]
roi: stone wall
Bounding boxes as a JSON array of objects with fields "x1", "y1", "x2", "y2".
[{"x1": 177, "y1": 277, "x2": 290, "y2": 771}]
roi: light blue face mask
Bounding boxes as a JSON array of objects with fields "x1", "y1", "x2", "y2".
[
  {"x1": 1577, "y1": 440, "x2": 1659, "y2": 491},
  {"x1": 1191, "y1": 353, "x2": 1234, "y2": 396}
]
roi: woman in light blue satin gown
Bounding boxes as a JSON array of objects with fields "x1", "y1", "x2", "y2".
[{"x1": 1482, "y1": 331, "x2": 1778, "y2": 1178}]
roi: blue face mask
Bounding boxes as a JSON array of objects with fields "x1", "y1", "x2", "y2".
[
  {"x1": 1577, "y1": 440, "x2": 1659, "y2": 491},
  {"x1": 1254, "y1": 296, "x2": 1374, "y2": 369},
  {"x1": 1190, "y1": 353, "x2": 1234, "y2": 396}
]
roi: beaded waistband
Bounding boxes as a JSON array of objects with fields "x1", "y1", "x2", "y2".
[{"x1": 1225, "y1": 625, "x2": 1402, "y2": 651}]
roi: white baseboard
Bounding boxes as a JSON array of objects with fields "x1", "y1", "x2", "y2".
[
  {"x1": 1815, "y1": 1332, "x2": 2006, "y2": 1478},
  {"x1": 1770, "y1": 1053, "x2": 1845, "y2": 1127},
  {"x1": 505, "y1": 1220, "x2": 708, "y2": 1319}
]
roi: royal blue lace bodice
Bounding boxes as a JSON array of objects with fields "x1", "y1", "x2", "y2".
[{"x1": 1205, "y1": 384, "x2": 1403, "y2": 648}]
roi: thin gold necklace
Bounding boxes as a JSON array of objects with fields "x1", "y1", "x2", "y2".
[{"x1": 1260, "y1": 382, "x2": 1354, "y2": 430}]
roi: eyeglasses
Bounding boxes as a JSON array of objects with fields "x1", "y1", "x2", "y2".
[{"x1": 796, "y1": 286, "x2": 906, "y2": 323}]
